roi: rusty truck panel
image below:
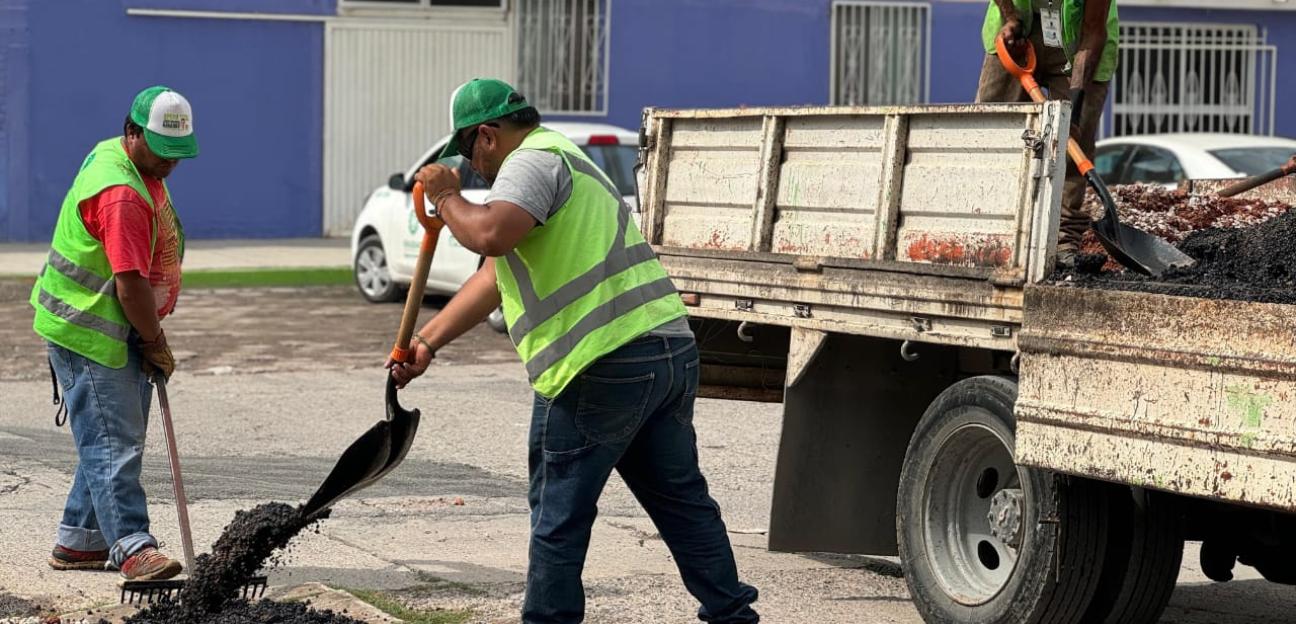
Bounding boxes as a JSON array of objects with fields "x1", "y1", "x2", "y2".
[
  {"x1": 1016, "y1": 285, "x2": 1296, "y2": 511},
  {"x1": 640, "y1": 104, "x2": 1068, "y2": 352}
]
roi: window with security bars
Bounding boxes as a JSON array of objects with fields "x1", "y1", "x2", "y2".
[
  {"x1": 831, "y1": 1, "x2": 931, "y2": 106},
  {"x1": 339, "y1": 0, "x2": 505, "y2": 8},
  {"x1": 516, "y1": 0, "x2": 610, "y2": 115},
  {"x1": 1110, "y1": 23, "x2": 1278, "y2": 137}
]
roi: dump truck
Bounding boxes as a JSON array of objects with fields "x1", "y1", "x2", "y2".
[{"x1": 635, "y1": 102, "x2": 1296, "y2": 624}]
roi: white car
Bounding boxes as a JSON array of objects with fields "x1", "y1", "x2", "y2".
[
  {"x1": 1094, "y1": 133, "x2": 1296, "y2": 186},
  {"x1": 350, "y1": 122, "x2": 642, "y2": 331}
]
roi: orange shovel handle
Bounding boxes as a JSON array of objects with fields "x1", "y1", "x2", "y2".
[
  {"x1": 995, "y1": 34, "x2": 1095, "y2": 176},
  {"x1": 389, "y1": 181, "x2": 446, "y2": 364}
]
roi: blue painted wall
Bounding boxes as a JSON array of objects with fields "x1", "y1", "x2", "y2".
[
  {"x1": 588, "y1": 0, "x2": 832, "y2": 130},
  {"x1": 3, "y1": 0, "x2": 1294, "y2": 242},
  {"x1": 2, "y1": 0, "x2": 327, "y2": 242}
]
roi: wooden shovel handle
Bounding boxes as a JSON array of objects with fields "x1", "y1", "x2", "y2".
[{"x1": 390, "y1": 181, "x2": 445, "y2": 364}]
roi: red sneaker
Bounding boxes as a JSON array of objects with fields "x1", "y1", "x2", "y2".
[
  {"x1": 48, "y1": 545, "x2": 109, "y2": 571},
  {"x1": 119, "y1": 547, "x2": 182, "y2": 581}
]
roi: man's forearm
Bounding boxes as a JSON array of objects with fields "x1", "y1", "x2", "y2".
[
  {"x1": 437, "y1": 193, "x2": 513, "y2": 256},
  {"x1": 115, "y1": 272, "x2": 161, "y2": 341},
  {"x1": 418, "y1": 260, "x2": 502, "y2": 350},
  {"x1": 1072, "y1": 0, "x2": 1110, "y2": 88},
  {"x1": 994, "y1": 0, "x2": 1020, "y2": 22}
]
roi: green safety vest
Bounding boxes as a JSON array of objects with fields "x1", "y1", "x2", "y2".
[
  {"x1": 495, "y1": 128, "x2": 686, "y2": 398},
  {"x1": 983, "y1": 0, "x2": 1120, "y2": 83},
  {"x1": 30, "y1": 137, "x2": 181, "y2": 369}
]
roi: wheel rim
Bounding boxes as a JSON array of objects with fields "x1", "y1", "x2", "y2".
[
  {"x1": 921, "y1": 412, "x2": 1025, "y2": 606},
  {"x1": 356, "y1": 245, "x2": 392, "y2": 298}
]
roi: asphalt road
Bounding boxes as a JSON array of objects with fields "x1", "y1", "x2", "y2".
[{"x1": 1, "y1": 285, "x2": 1293, "y2": 623}]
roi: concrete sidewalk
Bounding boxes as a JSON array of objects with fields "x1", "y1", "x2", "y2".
[{"x1": 0, "y1": 238, "x2": 350, "y2": 276}]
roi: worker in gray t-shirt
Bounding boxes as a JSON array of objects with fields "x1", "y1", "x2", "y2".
[{"x1": 391, "y1": 79, "x2": 759, "y2": 623}]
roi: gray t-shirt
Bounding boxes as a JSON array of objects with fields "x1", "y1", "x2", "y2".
[{"x1": 487, "y1": 148, "x2": 692, "y2": 338}]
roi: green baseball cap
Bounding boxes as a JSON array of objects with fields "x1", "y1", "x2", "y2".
[
  {"x1": 129, "y1": 86, "x2": 199, "y2": 160},
  {"x1": 439, "y1": 79, "x2": 531, "y2": 160}
]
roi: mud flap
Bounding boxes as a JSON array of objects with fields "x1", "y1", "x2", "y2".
[{"x1": 769, "y1": 333, "x2": 958, "y2": 555}]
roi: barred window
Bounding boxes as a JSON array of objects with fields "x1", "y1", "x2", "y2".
[
  {"x1": 1111, "y1": 23, "x2": 1278, "y2": 136},
  {"x1": 831, "y1": 1, "x2": 931, "y2": 106},
  {"x1": 516, "y1": 0, "x2": 610, "y2": 115}
]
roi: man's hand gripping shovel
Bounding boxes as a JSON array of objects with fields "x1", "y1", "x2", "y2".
[{"x1": 301, "y1": 181, "x2": 443, "y2": 519}]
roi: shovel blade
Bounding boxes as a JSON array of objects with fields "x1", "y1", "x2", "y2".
[
  {"x1": 300, "y1": 376, "x2": 420, "y2": 520},
  {"x1": 1093, "y1": 213, "x2": 1196, "y2": 277}
]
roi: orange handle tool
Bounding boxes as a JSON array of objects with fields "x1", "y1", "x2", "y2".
[
  {"x1": 995, "y1": 35, "x2": 1095, "y2": 176},
  {"x1": 389, "y1": 181, "x2": 446, "y2": 365}
]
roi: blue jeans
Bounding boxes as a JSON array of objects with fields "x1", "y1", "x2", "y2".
[
  {"x1": 523, "y1": 336, "x2": 759, "y2": 623},
  {"x1": 47, "y1": 342, "x2": 157, "y2": 568}
]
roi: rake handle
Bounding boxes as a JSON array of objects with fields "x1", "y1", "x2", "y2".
[
  {"x1": 1217, "y1": 156, "x2": 1296, "y2": 198},
  {"x1": 389, "y1": 181, "x2": 446, "y2": 364},
  {"x1": 156, "y1": 378, "x2": 196, "y2": 573}
]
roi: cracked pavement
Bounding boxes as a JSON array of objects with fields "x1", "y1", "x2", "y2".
[{"x1": 1, "y1": 285, "x2": 1293, "y2": 623}]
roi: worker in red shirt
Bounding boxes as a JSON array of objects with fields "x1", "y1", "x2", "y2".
[{"x1": 31, "y1": 86, "x2": 197, "y2": 580}]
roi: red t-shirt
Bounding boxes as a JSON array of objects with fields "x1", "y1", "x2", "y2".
[{"x1": 78, "y1": 178, "x2": 183, "y2": 318}]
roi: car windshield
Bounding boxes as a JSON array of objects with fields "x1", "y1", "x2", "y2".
[
  {"x1": 580, "y1": 144, "x2": 639, "y2": 196},
  {"x1": 1209, "y1": 147, "x2": 1296, "y2": 176}
]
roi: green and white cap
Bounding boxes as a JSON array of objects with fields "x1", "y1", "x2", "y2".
[
  {"x1": 129, "y1": 86, "x2": 199, "y2": 159},
  {"x1": 439, "y1": 78, "x2": 531, "y2": 159}
]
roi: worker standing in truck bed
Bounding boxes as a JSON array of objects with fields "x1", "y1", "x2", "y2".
[{"x1": 978, "y1": 0, "x2": 1119, "y2": 267}]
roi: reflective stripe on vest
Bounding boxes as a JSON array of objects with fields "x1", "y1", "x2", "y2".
[
  {"x1": 45, "y1": 249, "x2": 117, "y2": 297},
  {"x1": 34, "y1": 288, "x2": 129, "y2": 342},
  {"x1": 495, "y1": 128, "x2": 686, "y2": 397},
  {"x1": 504, "y1": 156, "x2": 652, "y2": 345}
]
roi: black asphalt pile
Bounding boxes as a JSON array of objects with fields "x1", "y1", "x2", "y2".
[
  {"x1": 1058, "y1": 185, "x2": 1296, "y2": 303},
  {"x1": 117, "y1": 599, "x2": 366, "y2": 624},
  {"x1": 0, "y1": 592, "x2": 47, "y2": 618},
  {"x1": 120, "y1": 502, "x2": 357, "y2": 624}
]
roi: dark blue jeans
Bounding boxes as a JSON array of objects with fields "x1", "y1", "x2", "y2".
[{"x1": 523, "y1": 336, "x2": 759, "y2": 623}]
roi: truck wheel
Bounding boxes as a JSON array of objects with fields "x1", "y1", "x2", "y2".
[
  {"x1": 1082, "y1": 486, "x2": 1184, "y2": 623},
  {"x1": 354, "y1": 235, "x2": 402, "y2": 303},
  {"x1": 897, "y1": 375, "x2": 1108, "y2": 624}
]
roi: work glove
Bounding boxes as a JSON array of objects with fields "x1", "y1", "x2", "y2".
[{"x1": 139, "y1": 330, "x2": 176, "y2": 382}]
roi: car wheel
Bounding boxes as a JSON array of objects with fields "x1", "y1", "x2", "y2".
[
  {"x1": 486, "y1": 306, "x2": 507, "y2": 334},
  {"x1": 898, "y1": 375, "x2": 1109, "y2": 624},
  {"x1": 354, "y1": 234, "x2": 401, "y2": 303}
]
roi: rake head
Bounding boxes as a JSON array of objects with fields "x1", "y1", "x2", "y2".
[{"x1": 118, "y1": 575, "x2": 268, "y2": 606}]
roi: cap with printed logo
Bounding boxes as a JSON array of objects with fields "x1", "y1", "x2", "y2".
[
  {"x1": 439, "y1": 79, "x2": 530, "y2": 160},
  {"x1": 129, "y1": 86, "x2": 199, "y2": 159}
]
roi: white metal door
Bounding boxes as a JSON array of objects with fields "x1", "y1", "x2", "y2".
[{"x1": 323, "y1": 19, "x2": 515, "y2": 236}]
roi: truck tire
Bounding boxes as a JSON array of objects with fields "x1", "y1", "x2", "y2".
[
  {"x1": 897, "y1": 375, "x2": 1108, "y2": 624},
  {"x1": 1082, "y1": 486, "x2": 1184, "y2": 624}
]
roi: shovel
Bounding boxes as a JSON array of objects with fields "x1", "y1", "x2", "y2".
[
  {"x1": 300, "y1": 181, "x2": 444, "y2": 520},
  {"x1": 995, "y1": 35, "x2": 1195, "y2": 277},
  {"x1": 1216, "y1": 155, "x2": 1296, "y2": 198}
]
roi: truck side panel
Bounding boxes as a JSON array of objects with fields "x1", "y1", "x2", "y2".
[{"x1": 1016, "y1": 286, "x2": 1296, "y2": 512}]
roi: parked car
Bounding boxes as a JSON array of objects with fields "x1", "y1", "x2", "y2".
[
  {"x1": 1094, "y1": 133, "x2": 1296, "y2": 186},
  {"x1": 350, "y1": 122, "x2": 641, "y2": 332}
]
